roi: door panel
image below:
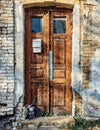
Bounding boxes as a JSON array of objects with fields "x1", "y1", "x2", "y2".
[
  {"x1": 32, "y1": 54, "x2": 43, "y2": 63},
  {"x1": 31, "y1": 83, "x2": 43, "y2": 105},
  {"x1": 52, "y1": 84, "x2": 66, "y2": 106},
  {"x1": 53, "y1": 39, "x2": 66, "y2": 64},
  {"x1": 50, "y1": 11, "x2": 72, "y2": 114},
  {"x1": 54, "y1": 69, "x2": 65, "y2": 78},
  {"x1": 25, "y1": 9, "x2": 50, "y2": 112},
  {"x1": 25, "y1": 8, "x2": 72, "y2": 114}
]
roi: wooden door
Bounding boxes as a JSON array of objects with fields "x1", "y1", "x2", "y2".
[
  {"x1": 50, "y1": 11, "x2": 72, "y2": 114},
  {"x1": 25, "y1": 8, "x2": 72, "y2": 115},
  {"x1": 25, "y1": 8, "x2": 50, "y2": 113}
]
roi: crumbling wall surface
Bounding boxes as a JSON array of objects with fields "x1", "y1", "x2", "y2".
[
  {"x1": 81, "y1": 0, "x2": 100, "y2": 117},
  {"x1": 0, "y1": 0, "x2": 14, "y2": 115},
  {"x1": 14, "y1": 0, "x2": 24, "y2": 119}
]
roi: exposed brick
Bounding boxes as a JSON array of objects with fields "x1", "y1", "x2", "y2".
[{"x1": 0, "y1": 0, "x2": 14, "y2": 116}]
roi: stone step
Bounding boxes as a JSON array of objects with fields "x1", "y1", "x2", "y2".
[
  {"x1": 17, "y1": 126, "x2": 66, "y2": 130},
  {"x1": 21, "y1": 116, "x2": 74, "y2": 125},
  {"x1": 16, "y1": 116, "x2": 74, "y2": 130}
]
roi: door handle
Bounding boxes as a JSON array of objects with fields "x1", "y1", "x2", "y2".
[{"x1": 49, "y1": 51, "x2": 53, "y2": 81}]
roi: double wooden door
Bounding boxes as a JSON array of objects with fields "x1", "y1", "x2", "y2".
[{"x1": 25, "y1": 8, "x2": 72, "y2": 114}]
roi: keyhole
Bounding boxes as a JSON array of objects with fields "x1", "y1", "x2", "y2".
[{"x1": 58, "y1": 39, "x2": 62, "y2": 44}]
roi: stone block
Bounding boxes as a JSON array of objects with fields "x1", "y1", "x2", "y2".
[
  {"x1": 7, "y1": 108, "x2": 13, "y2": 111},
  {"x1": 87, "y1": 0, "x2": 100, "y2": 5},
  {"x1": 7, "y1": 111, "x2": 13, "y2": 115},
  {"x1": 7, "y1": 103, "x2": 13, "y2": 107},
  {"x1": 7, "y1": 88, "x2": 14, "y2": 93},
  {"x1": 0, "y1": 112, "x2": 6, "y2": 116}
]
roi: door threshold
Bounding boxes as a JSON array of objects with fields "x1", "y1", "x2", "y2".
[{"x1": 21, "y1": 116, "x2": 74, "y2": 125}]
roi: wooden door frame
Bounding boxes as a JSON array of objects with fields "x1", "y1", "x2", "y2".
[{"x1": 25, "y1": 7, "x2": 73, "y2": 114}]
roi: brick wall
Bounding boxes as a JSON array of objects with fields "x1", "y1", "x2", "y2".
[
  {"x1": 0, "y1": 0, "x2": 14, "y2": 116},
  {"x1": 81, "y1": 0, "x2": 100, "y2": 117}
]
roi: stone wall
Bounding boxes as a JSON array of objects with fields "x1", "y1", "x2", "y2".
[
  {"x1": 81, "y1": 0, "x2": 100, "y2": 117},
  {"x1": 0, "y1": 0, "x2": 14, "y2": 116},
  {"x1": 72, "y1": 0, "x2": 100, "y2": 117}
]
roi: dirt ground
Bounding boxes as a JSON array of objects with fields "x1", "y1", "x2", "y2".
[{"x1": 0, "y1": 116, "x2": 72, "y2": 130}]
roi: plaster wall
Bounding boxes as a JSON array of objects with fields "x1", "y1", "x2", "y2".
[
  {"x1": 14, "y1": 0, "x2": 25, "y2": 117},
  {"x1": 81, "y1": 1, "x2": 100, "y2": 117}
]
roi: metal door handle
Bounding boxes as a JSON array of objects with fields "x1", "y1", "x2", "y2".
[{"x1": 49, "y1": 51, "x2": 53, "y2": 81}]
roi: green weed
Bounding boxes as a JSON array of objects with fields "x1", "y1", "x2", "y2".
[
  {"x1": 60, "y1": 116, "x2": 100, "y2": 130},
  {"x1": 37, "y1": 121, "x2": 43, "y2": 128}
]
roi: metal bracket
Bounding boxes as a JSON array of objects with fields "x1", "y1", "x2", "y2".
[{"x1": 49, "y1": 51, "x2": 53, "y2": 81}]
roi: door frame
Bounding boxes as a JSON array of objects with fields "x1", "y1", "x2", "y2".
[
  {"x1": 24, "y1": 7, "x2": 72, "y2": 114},
  {"x1": 14, "y1": 3, "x2": 81, "y2": 116}
]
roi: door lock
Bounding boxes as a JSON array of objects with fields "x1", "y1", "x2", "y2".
[{"x1": 49, "y1": 51, "x2": 53, "y2": 81}]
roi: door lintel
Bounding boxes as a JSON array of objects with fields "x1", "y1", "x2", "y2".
[{"x1": 23, "y1": 0, "x2": 75, "y2": 9}]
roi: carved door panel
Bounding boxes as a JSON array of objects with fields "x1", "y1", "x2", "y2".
[
  {"x1": 50, "y1": 11, "x2": 72, "y2": 114},
  {"x1": 25, "y1": 9, "x2": 50, "y2": 112},
  {"x1": 25, "y1": 8, "x2": 72, "y2": 114}
]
